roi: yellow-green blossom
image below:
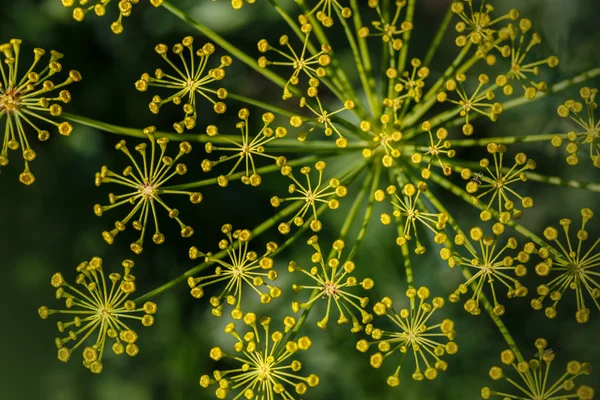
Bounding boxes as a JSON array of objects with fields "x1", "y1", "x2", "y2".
[
  {"x1": 482, "y1": 339, "x2": 594, "y2": 400},
  {"x1": 135, "y1": 37, "x2": 231, "y2": 132},
  {"x1": 202, "y1": 108, "x2": 288, "y2": 187},
  {"x1": 531, "y1": 208, "x2": 600, "y2": 323},
  {"x1": 94, "y1": 127, "x2": 200, "y2": 254},
  {"x1": 188, "y1": 224, "x2": 281, "y2": 319},
  {"x1": 288, "y1": 235, "x2": 374, "y2": 331},
  {"x1": 357, "y1": 287, "x2": 458, "y2": 386},
  {"x1": 0, "y1": 39, "x2": 81, "y2": 185},
  {"x1": 38, "y1": 257, "x2": 157, "y2": 373},
  {"x1": 200, "y1": 313, "x2": 319, "y2": 399},
  {"x1": 442, "y1": 224, "x2": 530, "y2": 316}
]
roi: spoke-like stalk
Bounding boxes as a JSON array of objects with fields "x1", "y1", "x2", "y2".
[
  {"x1": 397, "y1": 0, "x2": 416, "y2": 74},
  {"x1": 423, "y1": 3, "x2": 455, "y2": 67}
]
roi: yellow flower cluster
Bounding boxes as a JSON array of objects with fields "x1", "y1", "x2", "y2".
[
  {"x1": 200, "y1": 313, "x2": 319, "y2": 399},
  {"x1": 38, "y1": 257, "x2": 157, "y2": 373},
  {"x1": 0, "y1": 39, "x2": 80, "y2": 184}
]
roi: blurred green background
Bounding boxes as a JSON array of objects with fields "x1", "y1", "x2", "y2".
[{"x1": 1, "y1": 0, "x2": 599, "y2": 399}]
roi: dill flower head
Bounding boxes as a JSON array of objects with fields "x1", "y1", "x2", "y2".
[
  {"x1": 94, "y1": 127, "x2": 200, "y2": 254},
  {"x1": 258, "y1": 25, "x2": 331, "y2": 100},
  {"x1": 358, "y1": 0, "x2": 413, "y2": 54},
  {"x1": 0, "y1": 39, "x2": 81, "y2": 185},
  {"x1": 552, "y1": 87, "x2": 600, "y2": 168},
  {"x1": 271, "y1": 160, "x2": 347, "y2": 234},
  {"x1": 60, "y1": 0, "x2": 163, "y2": 34},
  {"x1": 409, "y1": 121, "x2": 455, "y2": 179},
  {"x1": 437, "y1": 73, "x2": 504, "y2": 136},
  {"x1": 290, "y1": 96, "x2": 355, "y2": 148},
  {"x1": 495, "y1": 19, "x2": 559, "y2": 99},
  {"x1": 200, "y1": 313, "x2": 319, "y2": 399},
  {"x1": 135, "y1": 37, "x2": 232, "y2": 133},
  {"x1": 531, "y1": 208, "x2": 600, "y2": 323},
  {"x1": 202, "y1": 108, "x2": 288, "y2": 187},
  {"x1": 451, "y1": 0, "x2": 519, "y2": 61},
  {"x1": 461, "y1": 143, "x2": 536, "y2": 222},
  {"x1": 38, "y1": 257, "x2": 157, "y2": 373},
  {"x1": 188, "y1": 224, "x2": 281, "y2": 319},
  {"x1": 385, "y1": 58, "x2": 429, "y2": 107},
  {"x1": 482, "y1": 338, "x2": 594, "y2": 400},
  {"x1": 361, "y1": 114, "x2": 403, "y2": 168},
  {"x1": 288, "y1": 235, "x2": 374, "y2": 332},
  {"x1": 375, "y1": 181, "x2": 448, "y2": 254},
  {"x1": 441, "y1": 223, "x2": 531, "y2": 316},
  {"x1": 357, "y1": 287, "x2": 458, "y2": 386}
]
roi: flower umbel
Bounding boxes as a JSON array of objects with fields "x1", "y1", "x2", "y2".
[
  {"x1": 60, "y1": 0, "x2": 164, "y2": 34},
  {"x1": 462, "y1": 143, "x2": 535, "y2": 222},
  {"x1": 200, "y1": 313, "x2": 320, "y2": 399},
  {"x1": 258, "y1": 25, "x2": 331, "y2": 99},
  {"x1": 37, "y1": 257, "x2": 157, "y2": 373},
  {"x1": 290, "y1": 96, "x2": 355, "y2": 148},
  {"x1": 361, "y1": 114, "x2": 402, "y2": 168},
  {"x1": 531, "y1": 208, "x2": 600, "y2": 323},
  {"x1": 495, "y1": 19, "x2": 559, "y2": 99},
  {"x1": 358, "y1": 0, "x2": 413, "y2": 56},
  {"x1": 437, "y1": 73, "x2": 504, "y2": 136},
  {"x1": 0, "y1": 39, "x2": 81, "y2": 185},
  {"x1": 553, "y1": 87, "x2": 600, "y2": 168},
  {"x1": 482, "y1": 338, "x2": 594, "y2": 400},
  {"x1": 288, "y1": 235, "x2": 374, "y2": 332},
  {"x1": 442, "y1": 224, "x2": 530, "y2": 316},
  {"x1": 357, "y1": 287, "x2": 458, "y2": 386},
  {"x1": 136, "y1": 37, "x2": 231, "y2": 133},
  {"x1": 271, "y1": 161, "x2": 347, "y2": 234},
  {"x1": 202, "y1": 108, "x2": 288, "y2": 187},
  {"x1": 187, "y1": 224, "x2": 281, "y2": 319},
  {"x1": 376, "y1": 181, "x2": 448, "y2": 254},
  {"x1": 94, "y1": 127, "x2": 200, "y2": 254}
]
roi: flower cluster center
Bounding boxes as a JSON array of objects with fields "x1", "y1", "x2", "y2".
[{"x1": 0, "y1": 87, "x2": 20, "y2": 113}]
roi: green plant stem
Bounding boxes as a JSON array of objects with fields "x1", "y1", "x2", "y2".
[
  {"x1": 397, "y1": 0, "x2": 416, "y2": 74},
  {"x1": 227, "y1": 92, "x2": 299, "y2": 118},
  {"x1": 423, "y1": 4, "x2": 454, "y2": 67},
  {"x1": 161, "y1": 1, "x2": 290, "y2": 90},
  {"x1": 451, "y1": 133, "x2": 570, "y2": 147},
  {"x1": 350, "y1": 0, "x2": 378, "y2": 117},
  {"x1": 502, "y1": 67, "x2": 600, "y2": 113},
  {"x1": 133, "y1": 200, "x2": 303, "y2": 303},
  {"x1": 335, "y1": 7, "x2": 379, "y2": 121},
  {"x1": 390, "y1": 168, "x2": 416, "y2": 287}
]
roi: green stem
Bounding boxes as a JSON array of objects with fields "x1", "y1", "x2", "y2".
[
  {"x1": 227, "y1": 92, "x2": 299, "y2": 118},
  {"x1": 397, "y1": 0, "x2": 416, "y2": 74},
  {"x1": 423, "y1": 4, "x2": 454, "y2": 67},
  {"x1": 451, "y1": 133, "x2": 570, "y2": 147},
  {"x1": 350, "y1": 0, "x2": 378, "y2": 117},
  {"x1": 335, "y1": 6, "x2": 378, "y2": 121},
  {"x1": 133, "y1": 200, "x2": 303, "y2": 303}
]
